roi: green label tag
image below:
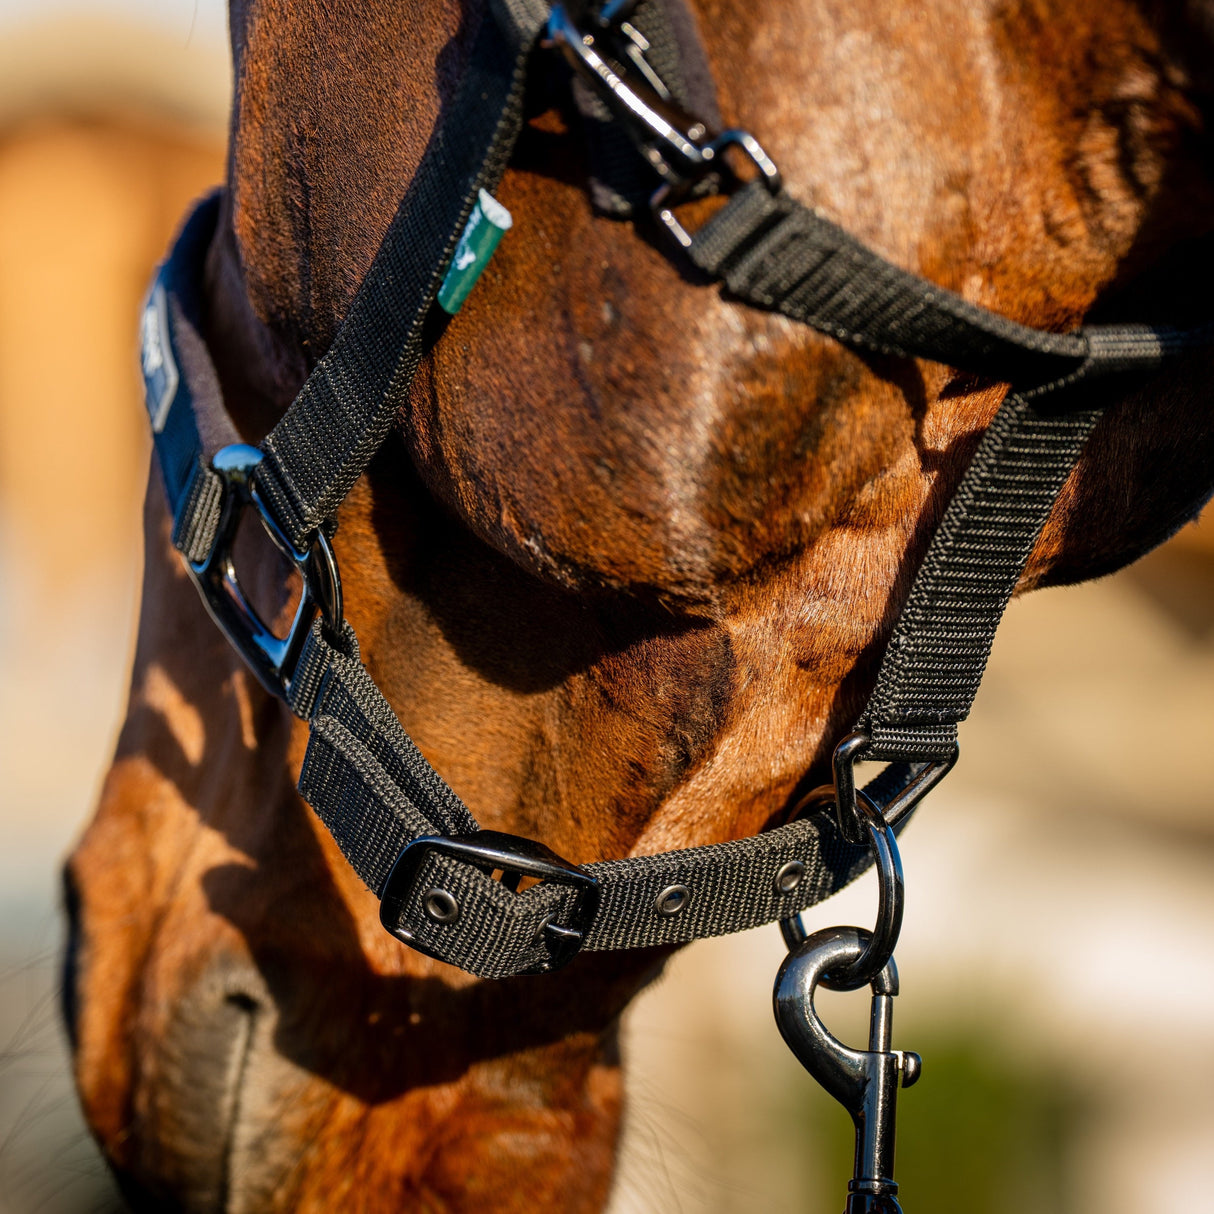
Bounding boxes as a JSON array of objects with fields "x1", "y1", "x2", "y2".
[{"x1": 437, "y1": 189, "x2": 513, "y2": 315}]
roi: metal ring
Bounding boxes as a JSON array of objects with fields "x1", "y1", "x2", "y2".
[
  {"x1": 654, "y1": 884, "x2": 690, "y2": 916},
  {"x1": 423, "y1": 888, "x2": 460, "y2": 924},
  {"x1": 779, "y1": 789, "x2": 904, "y2": 991}
]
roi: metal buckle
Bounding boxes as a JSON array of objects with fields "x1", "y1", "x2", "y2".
[
  {"x1": 650, "y1": 130, "x2": 781, "y2": 249},
  {"x1": 545, "y1": 2, "x2": 781, "y2": 249},
  {"x1": 379, "y1": 831, "x2": 602, "y2": 974},
  {"x1": 546, "y1": 3, "x2": 707, "y2": 180},
  {"x1": 187, "y1": 444, "x2": 343, "y2": 699}
]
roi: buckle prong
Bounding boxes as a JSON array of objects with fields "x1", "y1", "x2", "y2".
[
  {"x1": 380, "y1": 831, "x2": 601, "y2": 975},
  {"x1": 546, "y1": 0, "x2": 781, "y2": 238}
]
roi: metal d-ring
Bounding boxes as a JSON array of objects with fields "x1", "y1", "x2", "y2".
[
  {"x1": 833, "y1": 729, "x2": 958, "y2": 845},
  {"x1": 780, "y1": 788, "x2": 904, "y2": 992}
]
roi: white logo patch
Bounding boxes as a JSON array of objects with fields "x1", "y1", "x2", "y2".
[{"x1": 141, "y1": 282, "x2": 179, "y2": 434}]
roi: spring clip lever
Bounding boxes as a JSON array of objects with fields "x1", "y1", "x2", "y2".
[{"x1": 775, "y1": 926, "x2": 921, "y2": 1213}]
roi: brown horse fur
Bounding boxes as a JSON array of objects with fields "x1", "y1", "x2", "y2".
[{"x1": 65, "y1": 0, "x2": 1214, "y2": 1209}]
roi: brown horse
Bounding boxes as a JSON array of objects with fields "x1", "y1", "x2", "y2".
[{"x1": 64, "y1": 0, "x2": 1214, "y2": 1208}]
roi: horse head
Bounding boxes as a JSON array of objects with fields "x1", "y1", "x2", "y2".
[{"x1": 65, "y1": 0, "x2": 1214, "y2": 1208}]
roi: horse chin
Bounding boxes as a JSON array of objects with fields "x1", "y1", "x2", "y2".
[
  {"x1": 71, "y1": 940, "x2": 626, "y2": 1211},
  {"x1": 64, "y1": 840, "x2": 628, "y2": 1213}
]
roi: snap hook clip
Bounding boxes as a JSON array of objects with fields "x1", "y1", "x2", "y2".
[{"x1": 774, "y1": 925, "x2": 920, "y2": 1213}]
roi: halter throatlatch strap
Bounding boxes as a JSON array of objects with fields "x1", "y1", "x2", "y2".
[{"x1": 143, "y1": 0, "x2": 1214, "y2": 978}]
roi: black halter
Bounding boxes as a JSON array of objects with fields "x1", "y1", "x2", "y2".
[{"x1": 140, "y1": 0, "x2": 1213, "y2": 984}]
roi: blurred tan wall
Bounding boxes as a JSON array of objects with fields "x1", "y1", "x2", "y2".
[
  {"x1": 0, "y1": 115, "x2": 223, "y2": 597},
  {"x1": 0, "y1": 20, "x2": 226, "y2": 1211}
]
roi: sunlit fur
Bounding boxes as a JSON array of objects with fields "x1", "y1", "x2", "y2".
[{"x1": 66, "y1": 0, "x2": 1214, "y2": 1209}]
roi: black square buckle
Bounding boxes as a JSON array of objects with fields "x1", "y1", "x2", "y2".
[
  {"x1": 186, "y1": 444, "x2": 343, "y2": 701},
  {"x1": 379, "y1": 831, "x2": 602, "y2": 974}
]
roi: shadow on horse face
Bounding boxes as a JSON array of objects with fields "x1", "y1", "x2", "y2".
[
  {"x1": 62, "y1": 0, "x2": 1214, "y2": 1208},
  {"x1": 63, "y1": 478, "x2": 679, "y2": 1210}
]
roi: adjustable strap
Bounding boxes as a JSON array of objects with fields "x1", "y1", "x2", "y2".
[
  {"x1": 688, "y1": 182, "x2": 1091, "y2": 384},
  {"x1": 142, "y1": 2, "x2": 1214, "y2": 982},
  {"x1": 685, "y1": 184, "x2": 1214, "y2": 763},
  {"x1": 288, "y1": 617, "x2": 878, "y2": 977},
  {"x1": 139, "y1": 192, "x2": 237, "y2": 564},
  {"x1": 146, "y1": 190, "x2": 885, "y2": 980},
  {"x1": 857, "y1": 392, "x2": 1103, "y2": 761},
  {"x1": 168, "y1": 0, "x2": 551, "y2": 558}
]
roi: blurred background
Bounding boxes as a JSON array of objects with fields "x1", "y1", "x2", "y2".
[{"x1": 0, "y1": 3, "x2": 1210, "y2": 1212}]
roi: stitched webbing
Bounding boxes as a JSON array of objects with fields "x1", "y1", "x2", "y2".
[
  {"x1": 288, "y1": 618, "x2": 879, "y2": 977},
  {"x1": 856, "y1": 393, "x2": 1102, "y2": 760},
  {"x1": 250, "y1": 0, "x2": 548, "y2": 551},
  {"x1": 142, "y1": 8, "x2": 1214, "y2": 980},
  {"x1": 689, "y1": 183, "x2": 1090, "y2": 383},
  {"x1": 688, "y1": 187, "x2": 1214, "y2": 763}
]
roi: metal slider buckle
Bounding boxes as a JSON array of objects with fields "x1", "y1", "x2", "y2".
[
  {"x1": 187, "y1": 443, "x2": 343, "y2": 700},
  {"x1": 379, "y1": 831, "x2": 602, "y2": 974},
  {"x1": 544, "y1": 2, "x2": 781, "y2": 250},
  {"x1": 650, "y1": 131, "x2": 781, "y2": 249}
]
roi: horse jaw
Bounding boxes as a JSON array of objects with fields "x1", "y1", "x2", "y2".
[{"x1": 66, "y1": 0, "x2": 1214, "y2": 1209}]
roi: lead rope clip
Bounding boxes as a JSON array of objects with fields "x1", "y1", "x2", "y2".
[
  {"x1": 774, "y1": 735, "x2": 921, "y2": 1211},
  {"x1": 775, "y1": 925, "x2": 921, "y2": 1213}
]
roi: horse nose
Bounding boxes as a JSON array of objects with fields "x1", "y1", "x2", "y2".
[{"x1": 118, "y1": 954, "x2": 294, "y2": 1214}]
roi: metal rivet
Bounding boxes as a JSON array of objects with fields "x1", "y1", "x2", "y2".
[
  {"x1": 774, "y1": 859, "x2": 806, "y2": 895},
  {"x1": 423, "y1": 888, "x2": 460, "y2": 924},
  {"x1": 654, "y1": 884, "x2": 690, "y2": 916}
]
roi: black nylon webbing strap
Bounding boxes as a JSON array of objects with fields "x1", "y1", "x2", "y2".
[
  {"x1": 141, "y1": 3, "x2": 1214, "y2": 981},
  {"x1": 140, "y1": 192, "x2": 237, "y2": 563},
  {"x1": 856, "y1": 392, "x2": 1102, "y2": 761},
  {"x1": 248, "y1": 0, "x2": 548, "y2": 552},
  {"x1": 286, "y1": 616, "x2": 878, "y2": 977},
  {"x1": 856, "y1": 329, "x2": 1211, "y2": 761},
  {"x1": 171, "y1": 463, "x2": 225, "y2": 564},
  {"x1": 402, "y1": 815, "x2": 875, "y2": 979},
  {"x1": 687, "y1": 187, "x2": 1214, "y2": 761},
  {"x1": 688, "y1": 182, "x2": 1089, "y2": 384}
]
